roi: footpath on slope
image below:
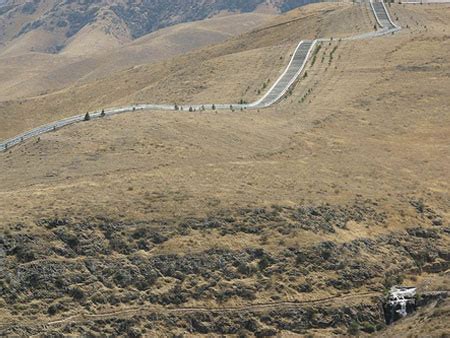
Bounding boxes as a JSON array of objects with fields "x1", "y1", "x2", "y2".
[
  {"x1": 0, "y1": 291, "x2": 380, "y2": 332},
  {"x1": 4, "y1": 290, "x2": 446, "y2": 332},
  {"x1": 0, "y1": 0, "x2": 400, "y2": 152}
]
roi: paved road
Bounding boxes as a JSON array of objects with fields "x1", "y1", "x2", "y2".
[
  {"x1": 371, "y1": 0, "x2": 400, "y2": 30},
  {"x1": 0, "y1": 1, "x2": 400, "y2": 152},
  {"x1": 250, "y1": 40, "x2": 316, "y2": 108}
]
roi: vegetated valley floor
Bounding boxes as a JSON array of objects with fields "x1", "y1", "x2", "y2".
[{"x1": 0, "y1": 3, "x2": 449, "y2": 337}]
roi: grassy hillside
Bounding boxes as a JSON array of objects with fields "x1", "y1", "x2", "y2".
[
  {"x1": 0, "y1": 0, "x2": 322, "y2": 55},
  {"x1": 0, "y1": 3, "x2": 449, "y2": 336},
  {"x1": 0, "y1": 12, "x2": 274, "y2": 101},
  {"x1": 0, "y1": 2, "x2": 374, "y2": 139}
]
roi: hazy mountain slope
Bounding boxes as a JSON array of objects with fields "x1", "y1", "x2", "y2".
[
  {"x1": 0, "y1": 0, "x2": 320, "y2": 105},
  {"x1": 0, "y1": 12, "x2": 273, "y2": 102},
  {"x1": 0, "y1": 0, "x2": 322, "y2": 56}
]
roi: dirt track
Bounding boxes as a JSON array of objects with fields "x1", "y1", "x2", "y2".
[{"x1": 0, "y1": 292, "x2": 380, "y2": 331}]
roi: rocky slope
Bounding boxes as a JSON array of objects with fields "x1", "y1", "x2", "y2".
[{"x1": 1, "y1": 200, "x2": 448, "y2": 335}]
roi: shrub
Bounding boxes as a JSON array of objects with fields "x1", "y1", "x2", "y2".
[
  {"x1": 69, "y1": 287, "x2": 85, "y2": 301},
  {"x1": 347, "y1": 321, "x2": 359, "y2": 335},
  {"x1": 47, "y1": 303, "x2": 64, "y2": 316},
  {"x1": 361, "y1": 322, "x2": 377, "y2": 333}
]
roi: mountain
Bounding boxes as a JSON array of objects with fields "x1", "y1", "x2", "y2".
[
  {"x1": 0, "y1": 11, "x2": 274, "y2": 104},
  {"x1": 0, "y1": 0, "x2": 322, "y2": 56},
  {"x1": 0, "y1": 0, "x2": 320, "y2": 102}
]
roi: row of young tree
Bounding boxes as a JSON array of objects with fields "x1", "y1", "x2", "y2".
[
  {"x1": 175, "y1": 104, "x2": 216, "y2": 112},
  {"x1": 3, "y1": 102, "x2": 250, "y2": 151},
  {"x1": 175, "y1": 104, "x2": 248, "y2": 112},
  {"x1": 84, "y1": 109, "x2": 105, "y2": 121},
  {"x1": 81, "y1": 102, "x2": 249, "y2": 122}
]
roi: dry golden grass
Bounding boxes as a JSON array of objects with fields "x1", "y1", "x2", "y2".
[
  {"x1": 0, "y1": 4, "x2": 448, "y2": 232},
  {"x1": 0, "y1": 2, "x2": 373, "y2": 139},
  {"x1": 0, "y1": 12, "x2": 274, "y2": 101},
  {"x1": 0, "y1": 3, "x2": 449, "y2": 336}
]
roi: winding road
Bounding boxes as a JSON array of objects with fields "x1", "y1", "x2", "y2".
[{"x1": 0, "y1": 1, "x2": 400, "y2": 152}]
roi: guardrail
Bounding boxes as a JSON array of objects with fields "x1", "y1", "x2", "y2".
[
  {"x1": 370, "y1": 0, "x2": 402, "y2": 30},
  {"x1": 0, "y1": 1, "x2": 401, "y2": 153}
]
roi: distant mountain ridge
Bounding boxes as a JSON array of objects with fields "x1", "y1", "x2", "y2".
[{"x1": 0, "y1": 0, "x2": 322, "y2": 53}]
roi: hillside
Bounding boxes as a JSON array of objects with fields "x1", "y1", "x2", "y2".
[
  {"x1": 0, "y1": 2, "x2": 449, "y2": 336},
  {"x1": 0, "y1": 0, "x2": 321, "y2": 56},
  {"x1": 0, "y1": 12, "x2": 273, "y2": 102},
  {"x1": 0, "y1": 2, "x2": 374, "y2": 139}
]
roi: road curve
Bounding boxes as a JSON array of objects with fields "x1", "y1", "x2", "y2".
[{"x1": 0, "y1": 1, "x2": 400, "y2": 152}]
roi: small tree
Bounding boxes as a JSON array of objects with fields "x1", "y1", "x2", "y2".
[
  {"x1": 101, "y1": 109, "x2": 106, "y2": 117},
  {"x1": 174, "y1": 103, "x2": 179, "y2": 111},
  {"x1": 84, "y1": 112, "x2": 91, "y2": 121},
  {"x1": 189, "y1": 106, "x2": 193, "y2": 112},
  {"x1": 212, "y1": 104, "x2": 216, "y2": 110}
]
